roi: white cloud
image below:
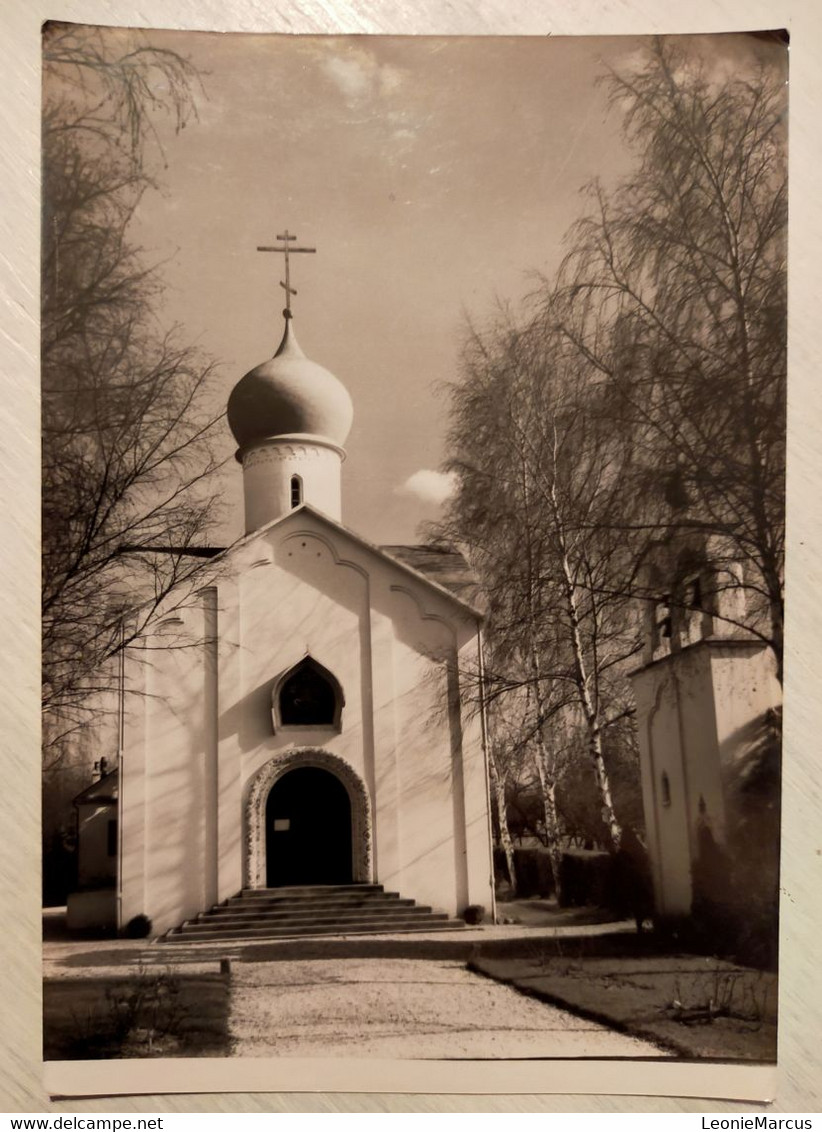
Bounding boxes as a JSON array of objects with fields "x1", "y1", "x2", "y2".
[
  {"x1": 396, "y1": 469, "x2": 457, "y2": 506},
  {"x1": 320, "y1": 51, "x2": 404, "y2": 105},
  {"x1": 321, "y1": 56, "x2": 372, "y2": 101},
  {"x1": 379, "y1": 65, "x2": 403, "y2": 96}
]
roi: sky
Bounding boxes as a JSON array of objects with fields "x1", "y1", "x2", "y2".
[{"x1": 106, "y1": 29, "x2": 774, "y2": 546}]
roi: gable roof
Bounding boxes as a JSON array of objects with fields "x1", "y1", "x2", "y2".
[
  {"x1": 73, "y1": 767, "x2": 119, "y2": 807},
  {"x1": 123, "y1": 506, "x2": 486, "y2": 621},
  {"x1": 381, "y1": 544, "x2": 483, "y2": 609}
]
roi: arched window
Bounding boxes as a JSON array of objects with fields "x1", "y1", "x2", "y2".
[
  {"x1": 290, "y1": 475, "x2": 302, "y2": 508},
  {"x1": 272, "y1": 657, "x2": 344, "y2": 731}
]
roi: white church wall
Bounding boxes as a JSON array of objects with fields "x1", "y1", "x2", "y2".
[
  {"x1": 238, "y1": 527, "x2": 370, "y2": 785},
  {"x1": 631, "y1": 662, "x2": 694, "y2": 917},
  {"x1": 140, "y1": 606, "x2": 212, "y2": 935},
  {"x1": 202, "y1": 586, "x2": 220, "y2": 911},
  {"x1": 711, "y1": 643, "x2": 782, "y2": 938},
  {"x1": 390, "y1": 638, "x2": 463, "y2": 914},
  {"x1": 631, "y1": 638, "x2": 782, "y2": 923},
  {"x1": 671, "y1": 647, "x2": 726, "y2": 844},
  {"x1": 215, "y1": 575, "x2": 245, "y2": 904},
  {"x1": 119, "y1": 509, "x2": 492, "y2": 932},
  {"x1": 456, "y1": 633, "x2": 495, "y2": 914},
  {"x1": 711, "y1": 643, "x2": 782, "y2": 779},
  {"x1": 369, "y1": 606, "x2": 402, "y2": 887},
  {"x1": 120, "y1": 643, "x2": 149, "y2": 928},
  {"x1": 377, "y1": 579, "x2": 488, "y2": 917},
  {"x1": 633, "y1": 673, "x2": 665, "y2": 917}
]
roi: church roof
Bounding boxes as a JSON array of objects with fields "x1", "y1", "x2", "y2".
[
  {"x1": 73, "y1": 768, "x2": 119, "y2": 807},
  {"x1": 124, "y1": 517, "x2": 485, "y2": 628},
  {"x1": 123, "y1": 525, "x2": 485, "y2": 621},
  {"x1": 380, "y1": 544, "x2": 483, "y2": 608},
  {"x1": 227, "y1": 318, "x2": 354, "y2": 452}
]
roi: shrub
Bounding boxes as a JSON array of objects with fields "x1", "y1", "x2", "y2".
[
  {"x1": 462, "y1": 904, "x2": 486, "y2": 925},
  {"x1": 43, "y1": 972, "x2": 232, "y2": 1060},
  {"x1": 509, "y1": 847, "x2": 555, "y2": 898},
  {"x1": 558, "y1": 850, "x2": 611, "y2": 907},
  {"x1": 123, "y1": 914, "x2": 153, "y2": 939}
]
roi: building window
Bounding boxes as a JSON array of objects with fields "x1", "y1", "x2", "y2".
[
  {"x1": 290, "y1": 475, "x2": 302, "y2": 508},
  {"x1": 653, "y1": 594, "x2": 672, "y2": 645},
  {"x1": 661, "y1": 771, "x2": 671, "y2": 808},
  {"x1": 272, "y1": 656, "x2": 344, "y2": 731},
  {"x1": 683, "y1": 574, "x2": 702, "y2": 610},
  {"x1": 680, "y1": 572, "x2": 708, "y2": 644}
]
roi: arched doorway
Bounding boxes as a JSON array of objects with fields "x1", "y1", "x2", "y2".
[
  {"x1": 245, "y1": 750, "x2": 372, "y2": 890},
  {"x1": 265, "y1": 765, "x2": 353, "y2": 886}
]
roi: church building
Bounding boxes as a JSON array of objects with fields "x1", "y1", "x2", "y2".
[{"x1": 68, "y1": 240, "x2": 494, "y2": 939}]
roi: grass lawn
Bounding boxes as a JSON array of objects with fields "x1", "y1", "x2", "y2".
[
  {"x1": 469, "y1": 951, "x2": 777, "y2": 1062},
  {"x1": 43, "y1": 970, "x2": 232, "y2": 1060}
]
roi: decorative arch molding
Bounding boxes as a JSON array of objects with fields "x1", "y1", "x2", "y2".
[
  {"x1": 389, "y1": 583, "x2": 451, "y2": 627},
  {"x1": 244, "y1": 748, "x2": 373, "y2": 889},
  {"x1": 280, "y1": 528, "x2": 369, "y2": 582},
  {"x1": 388, "y1": 583, "x2": 459, "y2": 656}
]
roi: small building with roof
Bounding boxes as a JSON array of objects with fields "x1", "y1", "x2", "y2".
[
  {"x1": 66, "y1": 764, "x2": 119, "y2": 931},
  {"x1": 87, "y1": 272, "x2": 494, "y2": 939}
]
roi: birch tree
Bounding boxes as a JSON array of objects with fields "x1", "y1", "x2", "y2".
[
  {"x1": 552, "y1": 37, "x2": 787, "y2": 678},
  {"x1": 440, "y1": 34, "x2": 785, "y2": 894},
  {"x1": 444, "y1": 316, "x2": 641, "y2": 861}
]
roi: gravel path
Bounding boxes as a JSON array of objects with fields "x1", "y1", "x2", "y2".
[{"x1": 228, "y1": 957, "x2": 669, "y2": 1059}]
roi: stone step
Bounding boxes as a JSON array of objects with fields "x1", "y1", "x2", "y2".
[
  {"x1": 202, "y1": 899, "x2": 418, "y2": 922},
  {"x1": 165, "y1": 916, "x2": 463, "y2": 943},
  {"x1": 181, "y1": 908, "x2": 440, "y2": 933},
  {"x1": 161, "y1": 884, "x2": 466, "y2": 944},
  {"x1": 219, "y1": 896, "x2": 408, "y2": 916},
  {"x1": 226, "y1": 887, "x2": 400, "y2": 905},
  {"x1": 239, "y1": 885, "x2": 385, "y2": 898}
]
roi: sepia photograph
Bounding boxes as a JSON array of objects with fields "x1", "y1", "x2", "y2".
[{"x1": 40, "y1": 22, "x2": 786, "y2": 1080}]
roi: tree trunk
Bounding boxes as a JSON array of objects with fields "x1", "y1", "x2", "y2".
[
  {"x1": 488, "y1": 747, "x2": 518, "y2": 894},
  {"x1": 533, "y1": 748, "x2": 564, "y2": 904},
  {"x1": 520, "y1": 460, "x2": 566, "y2": 899},
  {"x1": 548, "y1": 471, "x2": 624, "y2": 852}
]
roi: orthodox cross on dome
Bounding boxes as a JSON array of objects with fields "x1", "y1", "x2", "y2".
[{"x1": 257, "y1": 229, "x2": 316, "y2": 319}]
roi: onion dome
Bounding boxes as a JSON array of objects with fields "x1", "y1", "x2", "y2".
[{"x1": 228, "y1": 318, "x2": 354, "y2": 452}]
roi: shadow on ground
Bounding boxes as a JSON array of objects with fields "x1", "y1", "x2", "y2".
[
  {"x1": 43, "y1": 907, "x2": 776, "y2": 1062},
  {"x1": 469, "y1": 952, "x2": 777, "y2": 1063},
  {"x1": 54, "y1": 928, "x2": 663, "y2": 970}
]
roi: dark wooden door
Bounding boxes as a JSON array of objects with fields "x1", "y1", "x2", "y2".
[{"x1": 266, "y1": 766, "x2": 353, "y2": 887}]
